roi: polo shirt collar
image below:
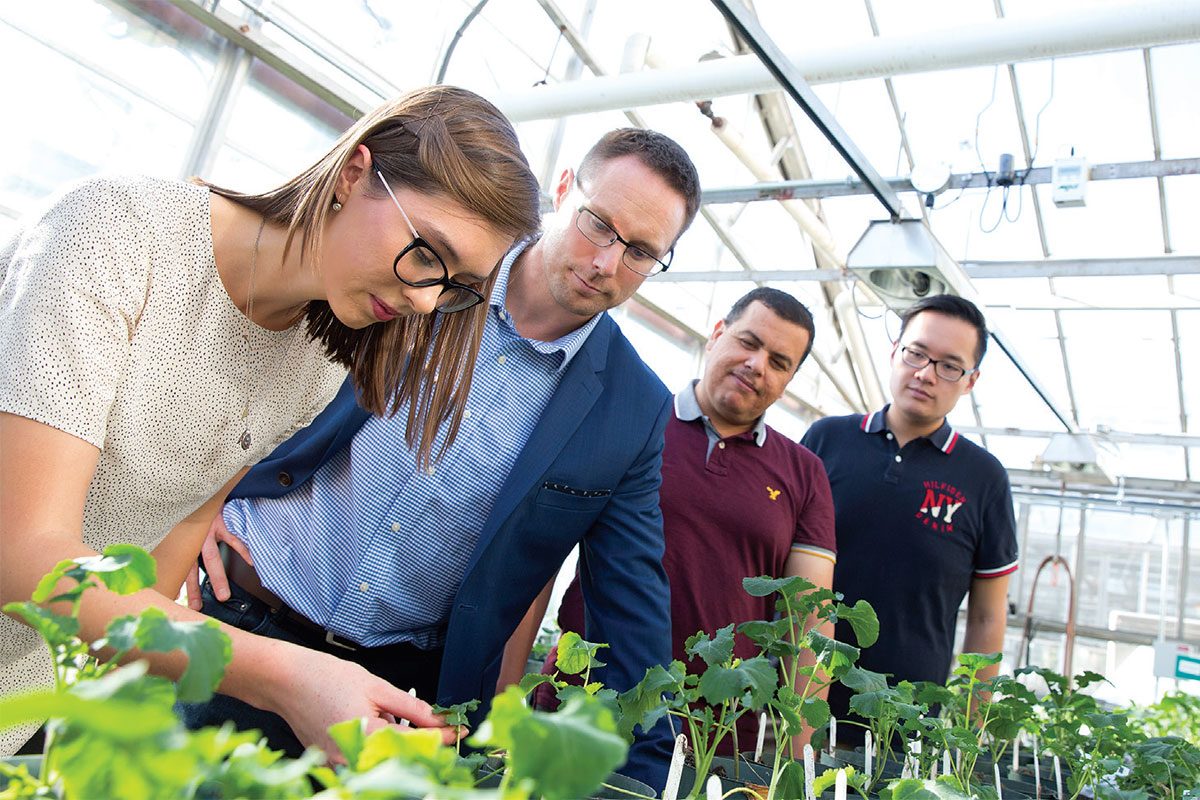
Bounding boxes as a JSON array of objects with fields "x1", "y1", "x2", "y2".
[
  {"x1": 675, "y1": 380, "x2": 768, "y2": 446},
  {"x1": 862, "y1": 404, "x2": 960, "y2": 454},
  {"x1": 492, "y1": 235, "x2": 601, "y2": 373}
]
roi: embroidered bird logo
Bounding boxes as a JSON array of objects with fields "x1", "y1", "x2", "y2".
[{"x1": 766, "y1": 486, "x2": 781, "y2": 501}]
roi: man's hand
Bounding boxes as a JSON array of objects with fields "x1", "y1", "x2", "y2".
[{"x1": 184, "y1": 508, "x2": 254, "y2": 610}]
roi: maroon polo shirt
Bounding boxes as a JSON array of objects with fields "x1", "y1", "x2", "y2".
[{"x1": 546, "y1": 387, "x2": 837, "y2": 748}]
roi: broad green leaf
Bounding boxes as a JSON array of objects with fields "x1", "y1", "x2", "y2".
[
  {"x1": 554, "y1": 631, "x2": 608, "y2": 676},
  {"x1": 883, "y1": 778, "x2": 941, "y2": 800},
  {"x1": 30, "y1": 559, "x2": 84, "y2": 603},
  {"x1": 505, "y1": 695, "x2": 628, "y2": 800},
  {"x1": 738, "y1": 618, "x2": 799, "y2": 659},
  {"x1": 774, "y1": 759, "x2": 807, "y2": 800},
  {"x1": 131, "y1": 606, "x2": 232, "y2": 702},
  {"x1": 518, "y1": 673, "x2": 556, "y2": 695},
  {"x1": 914, "y1": 682, "x2": 955, "y2": 707},
  {"x1": 327, "y1": 717, "x2": 368, "y2": 767},
  {"x1": 80, "y1": 544, "x2": 158, "y2": 594},
  {"x1": 699, "y1": 655, "x2": 776, "y2": 708},
  {"x1": 807, "y1": 630, "x2": 860, "y2": 677},
  {"x1": 2, "y1": 601, "x2": 80, "y2": 647},
  {"x1": 0, "y1": 683, "x2": 177, "y2": 741},
  {"x1": 834, "y1": 600, "x2": 880, "y2": 648},
  {"x1": 742, "y1": 575, "x2": 814, "y2": 598},
  {"x1": 800, "y1": 696, "x2": 831, "y2": 730},
  {"x1": 103, "y1": 614, "x2": 140, "y2": 655},
  {"x1": 814, "y1": 766, "x2": 868, "y2": 797},
  {"x1": 685, "y1": 624, "x2": 736, "y2": 668},
  {"x1": 358, "y1": 726, "x2": 445, "y2": 770},
  {"x1": 616, "y1": 663, "x2": 679, "y2": 738},
  {"x1": 841, "y1": 666, "x2": 889, "y2": 694},
  {"x1": 1075, "y1": 670, "x2": 1109, "y2": 689},
  {"x1": 849, "y1": 689, "x2": 891, "y2": 719},
  {"x1": 469, "y1": 685, "x2": 531, "y2": 752},
  {"x1": 953, "y1": 652, "x2": 1003, "y2": 676},
  {"x1": 770, "y1": 692, "x2": 805, "y2": 737}
]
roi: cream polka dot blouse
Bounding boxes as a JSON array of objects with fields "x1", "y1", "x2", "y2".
[{"x1": 0, "y1": 176, "x2": 347, "y2": 754}]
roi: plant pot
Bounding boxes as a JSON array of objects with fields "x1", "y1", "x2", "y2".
[
  {"x1": 680, "y1": 754, "x2": 774, "y2": 798},
  {"x1": 474, "y1": 759, "x2": 657, "y2": 799},
  {"x1": 591, "y1": 772, "x2": 658, "y2": 799}
]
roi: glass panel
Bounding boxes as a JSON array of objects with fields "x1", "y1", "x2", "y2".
[
  {"x1": 207, "y1": 65, "x2": 346, "y2": 195},
  {"x1": 1176, "y1": 310, "x2": 1200, "y2": 433},
  {"x1": 1116, "y1": 444, "x2": 1188, "y2": 482},
  {"x1": 0, "y1": 2, "x2": 213, "y2": 211},
  {"x1": 1163, "y1": 175, "x2": 1200, "y2": 255},
  {"x1": 1011, "y1": 49, "x2": 1154, "y2": 165},
  {"x1": 1059, "y1": 310, "x2": 1178, "y2": 434},
  {"x1": 1038, "y1": 178, "x2": 1164, "y2": 259},
  {"x1": 1150, "y1": 42, "x2": 1200, "y2": 160}
]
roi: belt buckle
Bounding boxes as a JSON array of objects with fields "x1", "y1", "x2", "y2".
[{"x1": 324, "y1": 630, "x2": 358, "y2": 652}]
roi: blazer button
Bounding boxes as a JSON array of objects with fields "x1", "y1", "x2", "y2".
[{"x1": 277, "y1": 471, "x2": 293, "y2": 487}]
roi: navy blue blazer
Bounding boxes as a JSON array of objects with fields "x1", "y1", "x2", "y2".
[{"x1": 229, "y1": 313, "x2": 674, "y2": 786}]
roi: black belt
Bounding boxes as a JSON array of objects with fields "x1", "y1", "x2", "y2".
[{"x1": 224, "y1": 548, "x2": 362, "y2": 652}]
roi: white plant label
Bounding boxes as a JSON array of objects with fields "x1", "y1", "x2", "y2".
[
  {"x1": 995, "y1": 762, "x2": 1004, "y2": 800},
  {"x1": 864, "y1": 731, "x2": 874, "y2": 788},
  {"x1": 829, "y1": 716, "x2": 838, "y2": 755},
  {"x1": 1054, "y1": 755, "x2": 1063, "y2": 799},
  {"x1": 663, "y1": 733, "x2": 687, "y2": 800},
  {"x1": 943, "y1": 749, "x2": 952, "y2": 776},
  {"x1": 705, "y1": 774, "x2": 722, "y2": 800},
  {"x1": 1012, "y1": 736, "x2": 1020, "y2": 773},
  {"x1": 1034, "y1": 736, "x2": 1042, "y2": 798},
  {"x1": 834, "y1": 768, "x2": 847, "y2": 800},
  {"x1": 755, "y1": 712, "x2": 767, "y2": 763},
  {"x1": 399, "y1": 687, "x2": 417, "y2": 728},
  {"x1": 804, "y1": 743, "x2": 816, "y2": 800}
]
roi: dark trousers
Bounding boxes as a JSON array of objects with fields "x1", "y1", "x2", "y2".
[{"x1": 177, "y1": 577, "x2": 444, "y2": 756}]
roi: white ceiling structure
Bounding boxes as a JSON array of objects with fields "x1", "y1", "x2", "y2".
[{"x1": 3, "y1": 0, "x2": 1199, "y2": 514}]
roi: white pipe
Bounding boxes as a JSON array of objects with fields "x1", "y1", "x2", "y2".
[
  {"x1": 496, "y1": 1, "x2": 1200, "y2": 122},
  {"x1": 834, "y1": 290, "x2": 886, "y2": 411},
  {"x1": 709, "y1": 119, "x2": 844, "y2": 264}
]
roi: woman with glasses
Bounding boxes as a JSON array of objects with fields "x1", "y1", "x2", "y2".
[{"x1": 0, "y1": 85, "x2": 541, "y2": 757}]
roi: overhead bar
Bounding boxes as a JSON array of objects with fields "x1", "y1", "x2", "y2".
[
  {"x1": 653, "y1": 256, "x2": 1200, "y2": 283},
  {"x1": 701, "y1": 156, "x2": 1200, "y2": 204},
  {"x1": 494, "y1": 0, "x2": 1200, "y2": 122},
  {"x1": 708, "y1": 0, "x2": 904, "y2": 219}
]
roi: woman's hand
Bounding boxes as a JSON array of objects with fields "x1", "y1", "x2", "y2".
[{"x1": 268, "y1": 646, "x2": 460, "y2": 760}]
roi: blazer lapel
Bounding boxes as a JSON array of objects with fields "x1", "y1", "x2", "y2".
[{"x1": 460, "y1": 315, "x2": 612, "y2": 575}]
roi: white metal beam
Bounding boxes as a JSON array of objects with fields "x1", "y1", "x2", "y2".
[
  {"x1": 700, "y1": 156, "x2": 1200, "y2": 204},
  {"x1": 651, "y1": 255, "x2": 1200, "y2": 282},
  {"x1": 494, "y1": 1, "x2": 1200, "y2": 122}
]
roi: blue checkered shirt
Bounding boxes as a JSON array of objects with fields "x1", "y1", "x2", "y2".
[{"x1": 222, "y1": 237, "x2": 601, "y2": 648}]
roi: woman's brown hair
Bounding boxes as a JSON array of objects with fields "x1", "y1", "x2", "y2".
[{"x1": 204, "y1": 85, "x2": 542, "y2": 466}]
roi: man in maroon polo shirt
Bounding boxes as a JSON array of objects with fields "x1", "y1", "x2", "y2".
[{"x1": 511, "y1": 287, "x2": 836, "y2": 752}]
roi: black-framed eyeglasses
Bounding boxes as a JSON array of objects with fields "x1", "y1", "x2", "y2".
[
  {"x1": 899, "y1": 346, "x2": 977, "y2": 382},
  {"x1": 375, "y1": 169, "x2": 485, "y2": 314},
  {"x1": 574, "y1": 205, "x2": 673, "y2": 277}
]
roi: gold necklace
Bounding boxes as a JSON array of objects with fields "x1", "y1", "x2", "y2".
[{"x1": 238, "y1": 218, "x2": 266, "y2": 450}]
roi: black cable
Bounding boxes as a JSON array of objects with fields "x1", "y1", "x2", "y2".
[{"x1": 436, "y1": 0, "x2": 490, "y2": 83}]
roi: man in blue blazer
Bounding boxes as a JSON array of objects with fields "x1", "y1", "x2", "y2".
[{"x1": 182, "y1": 129, "x2": 701, "y2": 787}]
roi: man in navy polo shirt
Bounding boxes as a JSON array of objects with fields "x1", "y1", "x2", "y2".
[
  {"x1": 525, "y1": 287, "x2": 836, "y2": 752},
  {"x1": 801, "y1": 294, "x2": 1018, "y2": 737}
]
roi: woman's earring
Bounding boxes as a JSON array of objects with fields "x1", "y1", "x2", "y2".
[{"x1": 332, "y1": 199, "x2": 343, "y2": 212}]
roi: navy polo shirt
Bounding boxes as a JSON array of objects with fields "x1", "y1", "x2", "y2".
[{"x1": 800, "y1": 407, "x2": 1017, "y2": 721}]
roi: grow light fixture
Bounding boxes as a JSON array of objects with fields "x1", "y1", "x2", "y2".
[
  {"x1": 1033, "y1": 432, "x2": 1122, "y2": 486},
  {"x1": 845, "y1": 218, "x2": 975, "y2": 311}
]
